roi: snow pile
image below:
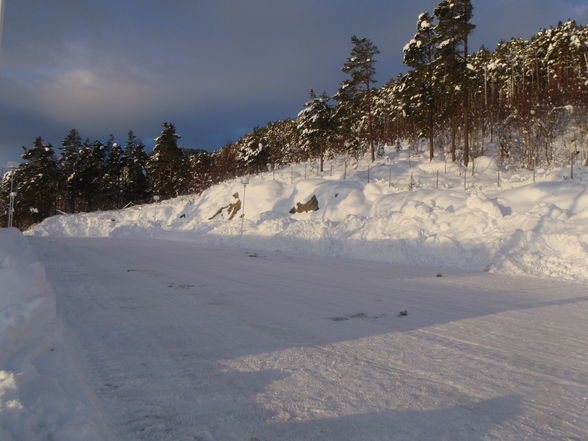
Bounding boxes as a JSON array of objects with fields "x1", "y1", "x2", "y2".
[
  {"x1": 28, "y1": 149, "x2": 588, "y2": 282},
  {"x1": 0, "y1": 229, "x2": 109, "y2": 441}
]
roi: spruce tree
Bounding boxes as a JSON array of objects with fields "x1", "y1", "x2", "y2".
[
  {"x1": 104, "y1": 139, "x2": 125, "y2": 208},
  {"x1": 297, "y1": 90, "x2": 335, "y2": 171},
  {"x1": 147, "y1": 122, "x2": 186, "y2": 199},
  {"x1": 16, "y1": 137, "x2": 60, "y2": 225},
  {"x1": 75, "y1": 140, "x2": 105, "y2": 211},
  {"x1": 59, "y1": 128, "x2": 82, "y2": 212},
  {"x1": 235, "y1": 126, "x2": 271, "y2": 174},
  {"x1": 187, "y1": 151, "x2": 213, "y2": 194},
  {"x1": 123, "y1": 130, "x2": 150, "y2": 204}
]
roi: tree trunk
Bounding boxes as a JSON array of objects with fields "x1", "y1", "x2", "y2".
[
  {"x1": 366, "y1": 74, "x2": 375, "y2": 162},
  {"x1": 463, "y1": 34, "x2": 470, "y2": 167},
  {"x1": 451, "y1": 116, "x2": 457, "y2": 162},
  {"x1": 428, "y1": 112, "x2": 434, "y2": 161}
]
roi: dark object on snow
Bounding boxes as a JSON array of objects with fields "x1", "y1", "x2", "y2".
[
  {"x1": 179, "y1": 213, "x2": 186, "y2": 218},
  {"x1": 436, "y1": 273, "x2": 443, "y2": 277},
  {"x1": 111, "y1": 218, "x2": 116, "y2": 222},
  {"x1": 208, "y1": 192, "x2": 242, "y2": 220},
  {"x1": 398, "y1": 310, "x2": 408, "y2": 317},
  {"x1": 329, "y1": 312, "x2": 384, "y2": 321},
  {"x1": 330, "y1": 316, "x2": 350, "y2": 321},
  {"x1": 289, "y1": 194, "x2": 319, "y2": 214}
]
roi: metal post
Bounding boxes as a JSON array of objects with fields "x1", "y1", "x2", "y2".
[
  {"x1": 240, "y1": 177, "x2": 249, "y2": 238},
  {"x1": 8, "y1": 176, "x2": 15, "y2": 228},
  {"x1": 571, "y1": 151, "x2": 575, "y2": 180},
  {"x1": 436, "y1": 170, "x2": 439, "y2": 189},
  {"x1": 367, "y1": 165, "x2": 370, "y2": 183}
]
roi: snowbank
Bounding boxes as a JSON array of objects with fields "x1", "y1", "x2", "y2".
[
  {"x1": 27, "y1": 151, "x2": 588, "y2": 283},
  {"x1": 0, "y1": 229, "x2": 110, "y2": 441}
]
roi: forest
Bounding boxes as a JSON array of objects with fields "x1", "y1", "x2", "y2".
[{"x1": 2, "y1": 0, "x2": 587, "y2": 229}]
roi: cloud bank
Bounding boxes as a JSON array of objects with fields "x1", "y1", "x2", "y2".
[{"x1": 0, "y1": 0, "x2": 587, "y2": 165}]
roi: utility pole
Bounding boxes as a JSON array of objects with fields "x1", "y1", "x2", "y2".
[{"x1": 7, "y1": 161, "x2": 17, "y2": 228}]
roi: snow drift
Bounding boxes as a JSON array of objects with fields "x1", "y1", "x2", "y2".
[
  {"x1": 27, "y1": 151, "x2": 588, "y2": 283},
  {"x1": 0, "y1": 229, "x2": 110, "y2": 441}
]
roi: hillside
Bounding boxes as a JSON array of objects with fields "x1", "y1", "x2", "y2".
[{"x1": 28, "y1": 146, "x2": 588, "y2": 283}]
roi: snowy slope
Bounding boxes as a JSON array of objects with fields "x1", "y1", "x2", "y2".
[
  {"x1": 28, "y1": 148, "x2": 588, "y2": 283},
  {"x1": 0, "y1": 229, "x2": 113, "y2": 441}
]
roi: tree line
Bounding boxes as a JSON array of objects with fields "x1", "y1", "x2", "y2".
[{"x1": 2, "y1": 0, "x2": 588, "y2": 229}]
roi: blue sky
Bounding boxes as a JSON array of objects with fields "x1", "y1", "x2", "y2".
[{"x1": 1, "y1": 0, "x2": 587, "y2": 167}]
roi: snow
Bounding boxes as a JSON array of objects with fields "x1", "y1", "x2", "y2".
[
  {"x1": 0, "y1": 229, "x2": 112, "y2": 441},
  {"x1": 403, "y1": 38, "x2": 417, "y2": 53},
  {"x1": 438, "y1": 38, "x2": 452, "y2": 49},
  {"x1": 22, "y1": 237, "x2": 588, "y2": 440},
  {"x1": 28, "y1": 148, "x2": 588, "y2": 284},
  {"x1": 3, "y1": 146, "x2": 588, "y2": 440}
]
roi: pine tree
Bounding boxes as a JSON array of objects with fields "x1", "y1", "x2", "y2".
[
  {"x1": 403, "y1": 12, "x2": 439, "y2": 160},
  {"x1": 434, "y1": 0, "x2": 476, "y2": 166},
  {"x1": 338, "y1": 35, "x2": 380, "y2": 161},
  {"x1": 333, "y1": 79, "x2": 363, "y2": 159}
]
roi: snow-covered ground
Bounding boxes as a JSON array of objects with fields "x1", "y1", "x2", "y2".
[
  {"x1": 28, "y1": 148, "x2": 588, "y2": 283},
  {"x1": 3, "y1": 148, "x2": 587, "y2": 440},
  {"x1": 0, "y1": 229, "x2": 112, "y2": 441},
  {"x1": 23, "y1": 237, "x2": 588, "y2": 440}
]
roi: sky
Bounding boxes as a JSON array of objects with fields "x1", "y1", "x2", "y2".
[{"x1": 0, "y1": 0, "x2": 587, "y2": 167}]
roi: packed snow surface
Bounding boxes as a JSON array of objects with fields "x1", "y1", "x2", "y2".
[
  {"x1": 0, "y1": 229, "x2": 111, "y2": 441},
  {"x1": 29, "y1": 149, "x2": 588, "y2": 283},
  {"x1": 27, "y1": 237, "x2": 588, "y2": 440}
]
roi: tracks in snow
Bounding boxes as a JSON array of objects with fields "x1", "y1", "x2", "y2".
[{"x1": 31, "y1": 237, "x2": 588, "y2": 441}]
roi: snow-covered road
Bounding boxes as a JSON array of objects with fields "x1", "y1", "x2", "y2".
[{"x1": 31, "y1": 237, "x2": 588, "y2": 441}]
